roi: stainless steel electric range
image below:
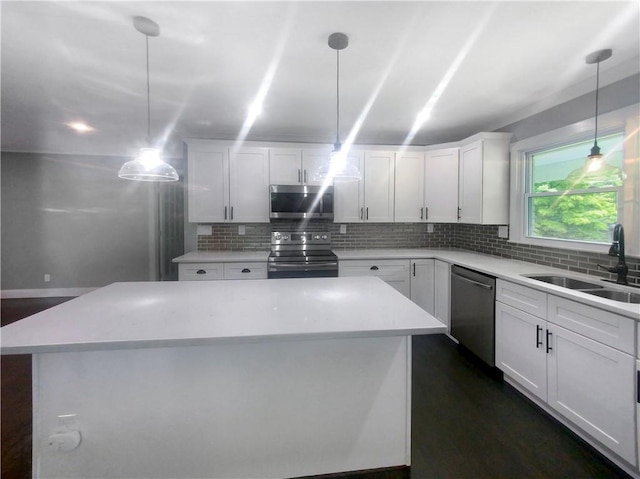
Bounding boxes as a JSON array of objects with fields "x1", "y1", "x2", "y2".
[{"x1": 267, "y1": 231, "x2": 338, "y2": 279}]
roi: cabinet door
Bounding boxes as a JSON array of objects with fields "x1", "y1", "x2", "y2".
[
  {"x1": 434, "y1": 260, "x2": 450, "y2": 330},
  {"x1": 334, "y1": 151, "x2": 365, "y2": 223},
  {"x1": 302, "y1": 149, "x2": 330, "y2": 186},
  {"x1": 495, "y1": 302, "x2": 547, "y2": 401},
  {"x1": 269, "y1": 149, "x2": 302, "y2": 185},
  {"x1": 229, "y1": 147, "x2": 270, "y2": 223},
  {"x1": 394, "y1": 152, "x2": 425, "y2": 223},
  {"x1": 547, "y1": 323, "x2": 636, "y2": 464},
  {"x1": 458, "y1": 140, "x2": 483, "y2": 224},
  {"x1": 363, "y1": 151, "x2": 395, "y2": 223},
  {"x1": 187, "y1": 144, "x2": 229, "y2": 223},
  {"x1": 424, "y1": 148, "x2": 459, "y2": 223},
  {"x1": 410, "y1": 259, "x2": 435, "y2": 314}
]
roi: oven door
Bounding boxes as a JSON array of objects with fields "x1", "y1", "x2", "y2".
[
  {"x1": 267, "y1": 261, "x2": 339, "y2": 279},
  {"x1": 269, "y1": 185, "x2": 333, "y2": 220}
]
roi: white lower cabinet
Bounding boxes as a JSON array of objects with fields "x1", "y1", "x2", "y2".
[
  {"x1": 179, "y1": 262, "x2": 267, "y2": 281},
  {"x1": 339, "y1": 259, "x2": 410, "y2": 297},
  {"x1": 434, "y1": 260, "x2": 450, "y2": 331},
  {"x1": 496, "y1": 279, "x2": 637, "y2": 466},
  {"x1": 410, "y1": 259, "x2": 435, "y2": 314}
]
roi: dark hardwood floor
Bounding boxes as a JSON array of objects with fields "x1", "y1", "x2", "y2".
[
  {"x1": 1, "y1": 298, "x2": 634, "y2": 479},
  {"x1": 411, "y1": 334, "x2": 633, "y2": 479}
]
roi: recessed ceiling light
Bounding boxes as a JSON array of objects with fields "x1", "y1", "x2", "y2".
[{"x1": 66, "y1": 122, "x2": 95, "y2": 133}]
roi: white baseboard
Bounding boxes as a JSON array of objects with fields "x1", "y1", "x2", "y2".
[{"x1": 1, "y1": 287, "x2": 96, "y2": 299}]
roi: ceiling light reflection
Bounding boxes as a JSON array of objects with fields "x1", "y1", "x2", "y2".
[{"x1": 66, "y1": 121, "x2": 95, "y2": 133}]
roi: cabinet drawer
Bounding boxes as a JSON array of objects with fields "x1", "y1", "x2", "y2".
[
  {"x1": 339, "y1": 259, "x2": 411, "y2": 281},
  {"x1": 223, "y1": 262, "x2": 267, "y2": 280},
  {"x1": 496, "y1": 279, "x2": 547, "y2": 319},
  {"x1": 178, "y1": 263, "x2": 224, "y2": 281},
  {"x1": 547, "y1": 295, "x2": 635, "y2": 354}
]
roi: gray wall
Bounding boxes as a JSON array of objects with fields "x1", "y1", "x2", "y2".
[
  {"x1": 497, "y1": 74, "x2": 640, "y2": 141},
  {"x1": 1, "y1": 152, "x2": 156, "y2": 290}
]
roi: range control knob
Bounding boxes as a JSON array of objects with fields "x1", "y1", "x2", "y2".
[
  {"x1": 321, "y1": 235, "x2": 328, "y2": 240},
  {"x1": 314, "y1": 235, "x2": 320, "y2": 240},
  {"x1": 283, "y1": 235, "x2": 289, "y2": 240},
  {"x1": 275, "y1": 234, "x2": 281, "y2": 240}
]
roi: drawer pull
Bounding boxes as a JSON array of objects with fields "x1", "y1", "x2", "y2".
[
  {"x1": 370, "y1": 266, "x2": 379, "y2": 271},
  {"x1": 196, "y1": 269, "x2": 207, "y2": 275},
  {"x1": 536, "y1": 325, "x2": 543, "y2": 348},
  {"x1": 241, "y1": 268, "x2": 251, "y2": 273}
]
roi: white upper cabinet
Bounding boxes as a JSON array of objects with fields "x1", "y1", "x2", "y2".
[
  {"x1": 186, "y1": 140, "x2": 269, "y2": 223},
  {"x1": 229, "y1": 147, "x2": 270, "y2": 223},
  {"x1": 424, "y1": 148, "x2": 459, "y2": 223},
  {"x1": 268, "y1": 148, "x2": 329, "y2": 185},
  {"x1": 335, "y1": 150, "x2": 395, "y2": 223},
  {"x1": 458, "y1": 133, "x2": 511, "y2": 224},
  {"x1": 394, "y1": 151, "x2": 425, "y2": 223},
  {"x1": 187, "y1": 141, "x2": 229, "y2": 223}
]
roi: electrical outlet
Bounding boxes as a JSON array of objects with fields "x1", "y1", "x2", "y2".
[
  {"x1": 498, "y1": 225, "x2": 509, "y2": 238},
  {"x1": 427, "y1": 224, "x2": 434, "y2": 233},
  {"x1": 238, "y1": 225, "x2": 245, "y2": 235},
  {"x1": 340, "y1": 224, "x2": 347, "y2": 234},
  {"x1": 44, "y1": 274, "x2": 51, "y2": 283}
]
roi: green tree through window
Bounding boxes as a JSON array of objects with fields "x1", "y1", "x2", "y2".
[{"x1": 527, "y1": 133, "x2": 625, "y2": 243}]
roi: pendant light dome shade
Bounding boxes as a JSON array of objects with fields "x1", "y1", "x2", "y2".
[
  {"x1": 313, "y1": 32, "x2": 362, "y2": 183},
  {"x1": 118, "y1": 16, "x2": 178, "y2": 182}
]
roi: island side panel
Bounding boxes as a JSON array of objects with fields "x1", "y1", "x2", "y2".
[{"x1": 32, "y1": 336, "x2": 411, "y2": 479}]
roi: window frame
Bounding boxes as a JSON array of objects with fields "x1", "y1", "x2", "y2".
[{"x1": 509, "y1": 104, "x2": 639, "y2": 256}]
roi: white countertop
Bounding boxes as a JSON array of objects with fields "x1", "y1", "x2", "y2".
[
  {"x1": 172, "y1": 248, "x2": 639, "y2": 318},
  {"x1": 334, "y1": 248, "x2": 640, "y2": 319},
  {"x1": 0, "y1": 277, "x2": 446, "y2": 355},
  {"x1": 173, "y1": 251, "x2": 269, "y2": 263}
]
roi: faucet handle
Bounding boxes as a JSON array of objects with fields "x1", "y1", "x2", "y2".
[{"x1": 597, "y1": 263, "x2": 616, "y2": 273}]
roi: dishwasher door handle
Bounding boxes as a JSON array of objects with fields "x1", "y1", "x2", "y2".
[{"x1": 452, "y1": 273, "x2": 494, "y2": 290}]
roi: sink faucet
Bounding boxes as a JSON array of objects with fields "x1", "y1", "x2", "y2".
[{"x1": 599, "y1": 224, "x2": 628, "y2": 285}]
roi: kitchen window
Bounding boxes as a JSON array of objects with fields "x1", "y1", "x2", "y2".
[{"x1": 509, "y1": 104, "x2": 640, "y2": 257}]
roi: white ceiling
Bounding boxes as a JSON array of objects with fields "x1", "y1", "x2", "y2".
[{"x1": 1, "y1": 1, "x2": 639, "y2": 159}]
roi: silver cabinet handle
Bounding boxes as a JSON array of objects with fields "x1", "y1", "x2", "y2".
[
  {"x1": 420, "y1": 207, "x2": 424, "y2": 220},
  {"x1": 366, "y1": 207, "x2": 369, "y2": 220},
  {"x1": 457, "y1": 207, "x2": 461, "y2": 220},
  {"x1": 224, "y1": 206, "x2": 228, "y2": 220},
  {"x1": 425, "y1": 206, "x2": 429, "y2": 220},
  {"x1": 298, "y1": 169, "x2": 301, "y2": 183},
  {"x1": 230, "y1": 206, "x2": 234, "y2": 221},
  {"x1": 360, "y1": 207, "x2": 364, "y2": 220},
  {"x1": 304, "y1": 169, "x2": 308, "y2": 184}
]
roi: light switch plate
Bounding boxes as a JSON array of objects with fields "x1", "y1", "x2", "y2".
[{"x1": 498, "y1": 225, "x2": 509, "y2": 238}]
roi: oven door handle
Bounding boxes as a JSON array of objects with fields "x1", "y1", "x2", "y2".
[{"x1": 269, "y1": 262, "x2": 338, "y2": 270}]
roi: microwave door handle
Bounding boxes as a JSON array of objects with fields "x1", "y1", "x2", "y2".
[{"x1": 319, "y1": 196, "x2": 323, "y2": 217}]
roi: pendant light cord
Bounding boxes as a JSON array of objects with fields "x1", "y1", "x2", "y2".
[
  {"x1": 593, "y1": 60, "x2": 600, "y2": 148},
  {"x1": 335, "y1": 48, "x2": 340, "y2": 146},
  {"x1": 146, "y1": 34, "x2": 151, "y2": 144}
]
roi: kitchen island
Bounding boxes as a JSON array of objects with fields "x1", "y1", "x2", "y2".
[{"x1": 1, "y1": 277, "x2": 445, "y2": 479}]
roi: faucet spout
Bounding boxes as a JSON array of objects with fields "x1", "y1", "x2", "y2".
[{"x1": 607, "y1": 224, "x2": 628, "y2": 285}]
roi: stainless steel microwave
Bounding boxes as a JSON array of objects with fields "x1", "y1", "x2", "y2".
[{"x1": 269, "y1": 185, "x2": 334, "y2": 220}]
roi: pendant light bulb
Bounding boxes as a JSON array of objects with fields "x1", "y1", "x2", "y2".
[{"x1": 118, "y1": 16, "x2": 178, "y2": 182}]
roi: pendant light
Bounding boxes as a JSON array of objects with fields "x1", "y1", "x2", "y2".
[
  {"x1": 118, "y1": 16, "x2": 178, "y2": 182},
  {"x1": 313, "y1": 32, "x2": 361, "y2": 183},
  {"x1": 584, "y1": 48, "x2": 612, "y2": 172}
]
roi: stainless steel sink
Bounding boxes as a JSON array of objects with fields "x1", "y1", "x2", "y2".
[
  {"x1": 584, "y1": 289, "x2": 640, "y2": 304},
  {"x1": 601, "y1": 279, "x2": 640, "y2": 289},
  {"x1": 524, "y1": 275, "x2": 604, "y2": 290}
]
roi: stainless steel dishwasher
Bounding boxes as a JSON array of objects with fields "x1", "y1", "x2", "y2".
[{"x1": 450, "y1": 265, "x2": 496, "y2": 366}]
